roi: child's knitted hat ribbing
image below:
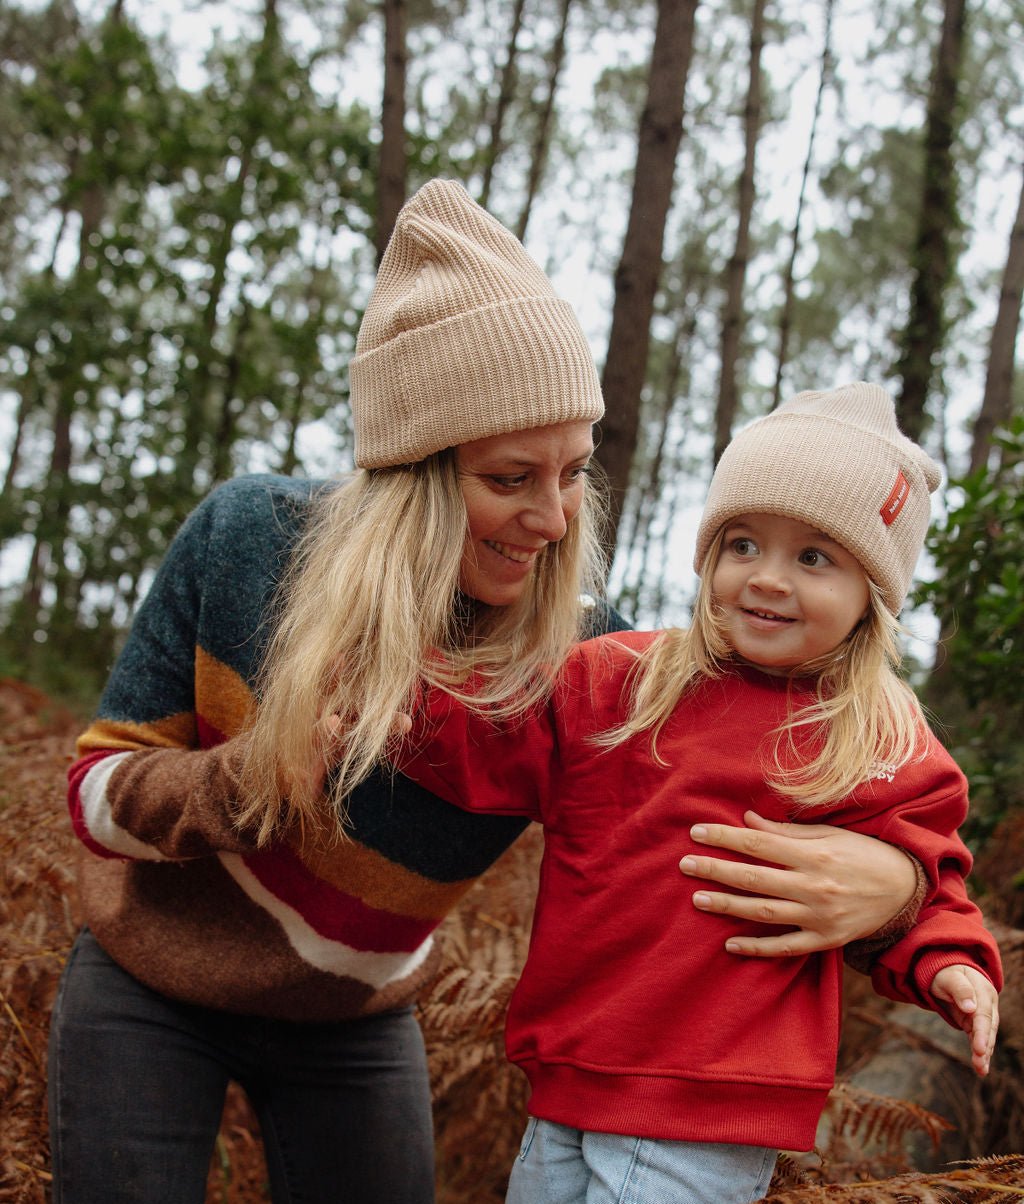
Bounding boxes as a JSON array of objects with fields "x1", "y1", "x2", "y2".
[
  {"x1": 350, "y1": 179, "x2": 604, "y2": 468},
  {"x1": 693, "y1": 382, "x2": 943, "y2": 614}
]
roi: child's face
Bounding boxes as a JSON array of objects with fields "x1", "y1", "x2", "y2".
[{"x1": 711, "y1": 513, "x2": 871, "y2": 670}]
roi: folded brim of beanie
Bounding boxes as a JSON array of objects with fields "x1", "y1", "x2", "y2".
[{"x1": 350, "y1": 296, "x2": 604, "y2": 468}]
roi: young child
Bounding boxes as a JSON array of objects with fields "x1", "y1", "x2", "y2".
[{"x1": 394, "y1": 382, "x2": 1003, "y2": 1204}]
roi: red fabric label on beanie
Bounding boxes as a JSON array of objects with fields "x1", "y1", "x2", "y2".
[{"x1": 880, "y1": 471, "x2": 910, "y2": 525}]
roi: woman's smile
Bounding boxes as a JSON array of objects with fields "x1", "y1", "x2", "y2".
[{"x1": 484, "y1": 539, "x2": 541, "y2": 565}]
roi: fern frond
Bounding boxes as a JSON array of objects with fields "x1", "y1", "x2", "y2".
[
  {"x1": 825, "y1": 1080, "x2": 954, "y2": 1153},
  {"x1": 762, "y1": 1153, "x2": 1024, "y2": 1201}
]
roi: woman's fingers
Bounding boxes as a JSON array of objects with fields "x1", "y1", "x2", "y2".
[
  {"x1": 681, "y1": 813, "x2": 922, "y2": 949},
  {"x1": 692, "y1": 888, "x2": 810, "y2": 928},
  {"x1": 722, "y1": 930, "x2": 830, "y2": 957},
  {"x1": 688, "y1": 815, "x2": 835, "y2": 871},
  {"x1": 680, "y1": 853, "x2": 810, "y2": 903},
  {"x1": 393, "y1": 713, "x2": 413, "y2": 737}
]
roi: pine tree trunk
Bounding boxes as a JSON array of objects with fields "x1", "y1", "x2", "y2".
[
  {"x1": 177, "y1": 0, "x2": 278, "y2": 495},
  {"x1": 772, "y1": 0, "x2": 833, "y2": 410},
  {"x1": 895, "y1": 0, "x2": 967, "y2": 441},
  {"x1": 479, "y1": 0, "x2": 526, "y2": 210},
  {"x1": 969, "y1": 160, "x2": 1024, "y2": 474},
  {"x1": 211, "y1": 300, "x2": 253, "y2": 482},
  {"x1": 597, "y1": 0, "x2": 699, "y2": 548},
  {"x1": 2, "y1": 206, "x2": 72, "y2": 539},
  {"x1": 515, "y1": 0, "x2": 572, "y2": 242},
  {"x1": 23, "y1": 142, "x2": 106, "y2": 631},
  {"x1": 377, "y1": 0, "x2": 407, "y2": 261},
  {"x1": 713, "y1": 0, "x2": 766, "y2": 465}
]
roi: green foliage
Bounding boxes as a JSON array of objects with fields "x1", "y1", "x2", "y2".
[
  {"x1": 0, "y1": 0, "x2": 378, "y2": 700},
  {"x1": 918, "y1": 418, "x2": 1024, "y2": 841}
]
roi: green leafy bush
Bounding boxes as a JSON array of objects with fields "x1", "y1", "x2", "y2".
[{"x1": 919, "y1": 417, "x2": 1024, "y2": 844}]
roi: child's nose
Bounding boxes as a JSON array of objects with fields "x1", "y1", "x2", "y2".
[{"x1": 748, "y1": 563, "x2": 792, "y2": 594}]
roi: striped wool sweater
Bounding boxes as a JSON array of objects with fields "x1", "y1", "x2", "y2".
[{"x1": 67, "y1": 474, "x2": 628, "y2": 1020}]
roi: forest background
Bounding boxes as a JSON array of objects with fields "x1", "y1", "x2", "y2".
[{"x1": 0, "y1": 0, "x2": 1023, "y2": 1199}]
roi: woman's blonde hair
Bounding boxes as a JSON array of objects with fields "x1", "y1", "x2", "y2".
[
  {"x1": 239, "y1": 451, "x2": 607, "y2": 842},
  {"x1": 596, "y1": 527, "x2": 925, "y2": 809}
]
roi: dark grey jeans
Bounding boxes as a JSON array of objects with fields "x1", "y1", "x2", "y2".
[{"x1": 47, "y1": 928, "x2": 435, "y2": 1204}]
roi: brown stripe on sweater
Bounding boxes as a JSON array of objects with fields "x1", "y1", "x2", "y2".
[
  {"x1": 77, "y1": 712, "x2": 198, "y2": 757},
  {"x1": 293, "y1": 830, "x2": 478, "y2": 921},
  {"x1": 195, "y1": 645, "x2": 255, "y2": 738},
  {"x1": 79, "y1": 853, "x2": 439, "y2": 1021}
]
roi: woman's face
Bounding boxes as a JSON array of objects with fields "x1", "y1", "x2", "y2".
[{"x1": 456, "y1": 420, "x2": 595, "y2": 607}]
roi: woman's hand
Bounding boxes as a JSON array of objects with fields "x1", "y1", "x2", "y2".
[
  {"x1": 679, "y1": 810, "x2": 919, "y2": 957},
  {"x1": 930, "y1": 964, "x2": 999, "y2": 1076},
  {"x1": 306, "y1": 712, "x2": 413, "y2": 796}
]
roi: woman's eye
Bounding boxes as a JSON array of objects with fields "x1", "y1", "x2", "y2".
[
  {"x1": 566, "y1": 464, "x2": 592, "y2": 483},
  {"x1": 488, "y1": 474, "x2": 527, "y2": 489}
]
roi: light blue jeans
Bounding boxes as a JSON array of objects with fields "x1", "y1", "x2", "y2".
[{"x1": 506, "y1": 1116, "x2": 778, "y2": 1204}]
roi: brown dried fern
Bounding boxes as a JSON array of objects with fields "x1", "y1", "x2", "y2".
[
  {"x1": 761, "y1": 1153, "x2": 1024, "y2": 1201},
  {"x1": 2, "y1": 679, "x2": 1023, "y2": 1204},
  {"x1": 827, "y1": 1080, "x2": 954, "y2": 1154}
]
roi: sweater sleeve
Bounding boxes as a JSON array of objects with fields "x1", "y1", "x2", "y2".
[
  {"x1": 869, "y1": 860, "x2": 1003, "y2": 1021},
  {"x1": 398, "y1": 684, "x2": 572, "y2": 825},
  {"x1": 838, "y1": 740, "x2": 1004, "y2": 1018},
  {"x1": 389, "y1": 604, "x2": 628, "y2": 820},
  {"x1": 67, "y1": 482, "x2": 266, "y2": 861}
]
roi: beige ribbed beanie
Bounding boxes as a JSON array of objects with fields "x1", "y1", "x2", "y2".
[
  {"x1": 694, "y1": 383, "x2": 943, "y2": 613},
  {"x1": 350, "y1": 179, "x2": 604, "y2": 468}
]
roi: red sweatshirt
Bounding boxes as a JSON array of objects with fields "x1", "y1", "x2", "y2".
[{"x1": 398, "y1": 629, "x2": 1002, "y2": 1151}]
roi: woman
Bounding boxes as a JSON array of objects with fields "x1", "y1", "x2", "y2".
[{"x1": 52, "y1": 180, "x2": 922, "y2": 1204}]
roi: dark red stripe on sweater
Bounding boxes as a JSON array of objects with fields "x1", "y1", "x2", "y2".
[
  {"x1": 241, "y1": 846, "x2": 437, "y2": 953},
  {"x1": 67, "y1": 751, "x2": 134, "y2": 861}
]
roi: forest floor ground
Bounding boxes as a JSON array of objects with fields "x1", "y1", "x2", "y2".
[{"x1": 1, "y1": 677, "x2": 1023, "y2": 1203}]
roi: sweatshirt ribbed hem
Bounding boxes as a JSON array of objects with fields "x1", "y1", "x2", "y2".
[{"x1": 518, "y1": 1059, "x2": 830, "y2": 1151}]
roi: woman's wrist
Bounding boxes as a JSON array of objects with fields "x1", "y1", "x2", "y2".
[{"x1": 843, "y1": 849, "x2": 927, "y2": 973}]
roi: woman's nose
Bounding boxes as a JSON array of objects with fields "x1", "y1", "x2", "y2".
[{"x1": 522, "y1": 485, "x2": 569, "y2": 542}]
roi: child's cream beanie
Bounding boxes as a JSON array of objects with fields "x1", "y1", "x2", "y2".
[
  {"x1": 694, "y1": 382, "x2": 943, "y2": 614},
  {"x1": 350, "y1": 179, "x2": 604, "y2": 468}
]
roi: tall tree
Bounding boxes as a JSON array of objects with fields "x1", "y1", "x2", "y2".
[
  {"x1": 173, "y1": 0, "x2": 288, "y2": 496},
  {"x1": 515, "y1": 0, "x2": 572, "y2": 241},
  {"x1": 894, "y1": 0, "x2": 968, "y2": 440},
  {"x1": 712, "y1": 0, "x2": 766, "y2": 464},
  {"x1": 6, "y1": 1, "x2": 167, "y2": 642},
  {"x1": 377, "y1": 0, "x2": 407, "y2": 259},
  {"x1": 969, "y1": 159, "x2": 1024, "y2": 474},
  {"x1": 772, "y1": 0, "x2": 834, "y2": 410},
  {"x1": 478, "y1": 0, "x2": 526, "y2": 210},
  {"x1": 596, "y1": 0, "x2": 699, "y2": 545}
]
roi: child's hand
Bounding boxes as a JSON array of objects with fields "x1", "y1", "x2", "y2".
[{"x1": 930, "y1": 964, "x2": 999, "y2": 1076}]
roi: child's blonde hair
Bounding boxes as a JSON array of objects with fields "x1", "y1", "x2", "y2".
[
  {"x1": 596, "y1": 526, "x2": 924, "y2": 809},
  {"x1": 239, "y1": 452, "x2": 608, "y2": 843}
]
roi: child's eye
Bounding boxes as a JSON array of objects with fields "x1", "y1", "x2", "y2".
[
  {"x1": 798, "y1": 548, "x2": 831, "y2": 567},
  {"x1": 730, "y1": 537, "x2": 757, "y2": 556}
]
